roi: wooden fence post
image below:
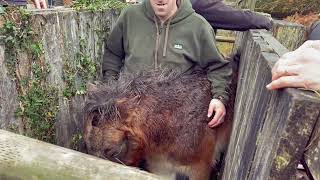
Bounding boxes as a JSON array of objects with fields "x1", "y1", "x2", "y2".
[{"x1": 304, "y1": 119, "x2": 320, "y2": 180}]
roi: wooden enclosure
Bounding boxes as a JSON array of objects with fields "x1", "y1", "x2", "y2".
[
  {"x1": 222, "y1": 28, "x2": 320, "y2": 180},
  {"x1": 0, "y1": 4, "x2": 319, "y2": 180}
]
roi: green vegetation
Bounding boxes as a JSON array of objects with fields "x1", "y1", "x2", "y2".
[
  {"x1": 62, "y1": 37, "x2": 98, "y2": 99},
  {"x1": 0, "y1": 5, "x2": 111, "y2": 146},
  {"x1": 274, "y1": 152, "x2": 291, "y2": 171},
  {"x1": 256, "y1": 0, "x2": 320, "y2": 18},
  {"x1": 0, "y1": 7, "x2": 59, "y2": 143},
  {"x1": 217, "y1": 42, "x2": 234, "y2": 57},
  {"x1": 71, "y1": 133, "x2": 83, "y2": 151},
  {"x1": 72, "y1": 0, "x2": 127, "y2": 11},
  {"x1": 216, "y1": 30, "x2": 235, "y2": 57}
]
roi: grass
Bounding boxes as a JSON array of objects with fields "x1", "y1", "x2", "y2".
[
  {"x1": 216, "y1": 30, "x2": 235, "y2": 57},
  {"x1": 217, "y1": 42, "x2": 234, "y2": 57}
]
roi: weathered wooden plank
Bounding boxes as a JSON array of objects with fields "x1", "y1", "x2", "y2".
[
  {"x1": 216, "y1": 36, "x2": 235, "y2": 43},
  {"x1": 223, "y1": 30, "x2": 277, "y2": 180},
  {"x1": 271, "y1": 20, "x2": 306, "y2": 51},
  {"x1": 0, "y1": 130, "x2": 162, "y2": 180},
  {"x1": 304, "y1": 115, "x2": 320, "y2": 180},
  {"x1": 249, "y1": 83, "x2": 320, "y2": 180},
  {"x1": 222, "y1": 29, "x2": 320, "y2": 180},
  {"x1": 0, "y1": 40, "x2": 21, "y2": 132},
  {"x1": 31, "y1": 10, "x2": 82, "y2": 148}
]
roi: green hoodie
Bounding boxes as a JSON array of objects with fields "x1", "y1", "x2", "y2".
[{"x1": 102, "y1": 0, "x2": 231, "y2": 104}]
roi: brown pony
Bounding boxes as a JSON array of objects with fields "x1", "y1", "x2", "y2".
[{"x1": 83, "y1": 71, "x2": 231, "y2": 180}]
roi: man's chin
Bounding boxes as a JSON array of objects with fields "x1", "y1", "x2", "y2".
[{"x1": 155, "y1": 13, "x2": 167, "y2": 19}]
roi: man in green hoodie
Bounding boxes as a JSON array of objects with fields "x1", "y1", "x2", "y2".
[{"x1": 102, "y1": 0, "x2": 231, "y2": 128}]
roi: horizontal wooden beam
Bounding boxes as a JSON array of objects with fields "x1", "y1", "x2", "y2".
[
  {"x1": 0, "y1": 130, "x2": 162, "y2": 180},
  {"x1": 216, "y1": 36, "x2": 236, "y2": 43}
]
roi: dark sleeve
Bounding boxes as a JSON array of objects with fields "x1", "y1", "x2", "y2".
[
  {"x1": 102, "y1": 10, "x2": 126, "y2": 81},
  {"x1": 191, "y1": 0, "x2": 272, "y2": 31},
  {"x1": 308, "y1": 20, "x2": 320, "y2": 40},
  {"x1": 198, "y1": 26, "x2": 232, "y2": 105}
]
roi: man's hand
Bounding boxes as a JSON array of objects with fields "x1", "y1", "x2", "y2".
[
  {"x1": 207, "y1": 99, "x2": 226, "y2": 128},
  {"x1": 266, "y1": 40, "x2": 320, "y2": 91},
  {"x1": 33, "y1": 0, "x2": 47, "y2": 9}
]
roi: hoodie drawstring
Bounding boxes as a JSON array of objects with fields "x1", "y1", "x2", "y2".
[
  {"x1": 163, "y1": 17, "x2": 172, "y2": 57},
  {"x1": 154, "y1": 16, "x2": 160, "y2": 69},
  {"x1": 154, "y1": 16, "x2": 172, "y2": 69}
]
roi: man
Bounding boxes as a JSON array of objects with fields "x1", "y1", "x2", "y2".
[
  {"x1": 103, "y1": 0, "x2": 232, "y2": 128},
  {"x1": 126, "y1": 0, "x2": 272, "y2": 31}
]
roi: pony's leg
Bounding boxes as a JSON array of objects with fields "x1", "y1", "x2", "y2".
[
  {"x1": 146, "y1": 155, "x2": 176, "y2": 180},
  {"x1": 186, "y1": 162, "x2": 211, "y2": 180}
]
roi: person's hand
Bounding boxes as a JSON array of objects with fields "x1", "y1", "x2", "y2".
[
  {"x1": 207, "y1": 99, "x2": 226, "y2": 128},
  {"x1": 126, "y1": 0, "x2": 137, "y2": 4},
  {"x1": 33, "y1": 0, "x2": 47, "y2": 9},
  {"x1": 266, "y1": 41, "x2": 320, "y2": 91},
  {"x1": 296, "y1": 40, "x2": 320, "y2": 51}
]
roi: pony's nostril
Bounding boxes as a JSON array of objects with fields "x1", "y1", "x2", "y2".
[{"x1": 92, "y1": 116, "x2": 99, "y2": 127}]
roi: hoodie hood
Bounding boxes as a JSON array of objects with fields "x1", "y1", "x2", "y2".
[
  {"x1": 143, "y1": 0, "x2": 195, "y2": 24},
  {"x1": 143, "y1": 0, "x2": 195, "y2": 67}
]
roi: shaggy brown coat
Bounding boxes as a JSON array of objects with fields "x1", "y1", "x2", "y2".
[{"x1": 83, "y1": 71, "x2": 231, "y2": 180}]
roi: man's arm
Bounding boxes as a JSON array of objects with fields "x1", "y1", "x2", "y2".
[
  {"x1": 198, "y1": 25, "x2": 232, "y2": 127},
  {"x1": 191, "y1": 0, "x2": 272, "y2": 31},
  {"x1": 198, "y1": 24, "x2": 231, "y2": 105},
  {"x1": 102, "y1": 11, "x2": 126, "y2": 81}
]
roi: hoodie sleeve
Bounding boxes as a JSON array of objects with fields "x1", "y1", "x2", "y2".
[
  {"x1": 191, "y1": 0, "x2": 272, "y2": 31},
  {"x1": 102, "y1": 10, "x2": 127, "y2": 81},
  {"x1": 198, "y1": 26, "x2": 232, "y2": 105}
]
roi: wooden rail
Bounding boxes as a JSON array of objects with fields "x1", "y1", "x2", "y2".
[{"x1": 0, "y1": 130, "x2": 161, "y2": 180}]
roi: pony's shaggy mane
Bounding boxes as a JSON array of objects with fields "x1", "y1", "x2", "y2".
[{"x1": 84, "y1": 70, "x2": 186, "y2": 123}]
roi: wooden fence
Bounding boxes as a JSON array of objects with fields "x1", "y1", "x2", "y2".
[{"x1": 222, "y1": 28, "x2": 320, "y2": 180}]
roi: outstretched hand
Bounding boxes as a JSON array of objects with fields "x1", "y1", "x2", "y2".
[
  {"x1": 266, "y1": 40, "x2": 320, "y2": 91},
  {"x1": 207, "y1": 99, "x2": 226, "y2": 128}
]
